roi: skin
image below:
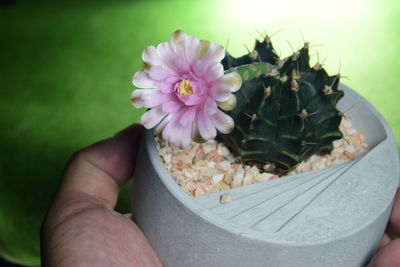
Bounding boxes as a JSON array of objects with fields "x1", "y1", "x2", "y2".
[
  {"x1": 368, "y1": 189, "x2": 400, "y2": 267},
  {"x1": 40, "y1": 124, "x2": 162, "y2": 267},
  {"x1": 40, "y1": 123, "x2": 399, "y2": 267}
]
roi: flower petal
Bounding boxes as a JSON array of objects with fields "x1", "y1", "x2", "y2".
[
  {"x1": 170, "y1": 30, "x2": 186, "y2": 59},
  {"x1": 141, "y1": 106, "x2": 167, "y2": 129},
  {"x1": 183, "y1": 94, "x2": 203, "y2": 106},
  {"x1": 179, "y1": 107, "x2": 197, "y2": 127},
  {"x1": 130, "y1": 89, "x2": 147, "y2": 108},
  {"x1": 154, "y1": 75, "x2": 180, "y2": 94},
  {"x1": 191, "y1": 117, "x2": 206, "y2": 143},
  {"x1": 220, "y1": 72, "x2": 242, "y2": 92},
  {"x1": 157, "y1": 42, "x2": 189, "y2": 74},
  {"x1": 210, "y1": 82, "x2": 231, "y2": 102},
  {"x1": 217, "y1": 94, "x2": 237, "y2": 111},
  {"x1": 204, "y1": 97, "x2": 217, "y2": 115},
  {"x1": 132, "y1": 71, "x2": 156, "y2": 88},
  {"x1": 211, "y1": 109, "x2": 234, "y2": 134},
  {"x1": 162, "y1": 112, "x2": 192, "y2": 148},
  {"x1": 191, "y1": 60, "x2": 204, "y2": 78},
  {"x1": 142, "y1": 45, "x2": 162, "y2": 66},
  {"x1": 174, "y1": 122, "x2": 192, "y2": 148},
  {"x1": 155, "y1": 114, "x2": 172, "y2": 137},
  {"x1": 197, "y1": 40, "x2": 211, "y2": 60},
  {"x1": 162, "y1": 100, "x2": 183, "y2": 113},
  {"x1": 198, "y1": 109, "x2": 217, "y2": 140},
  {"x1": 205, "y1": 62, "x2": 224, "y2": 83},
  {"x1": 179, "y1": 124, "x2": 192, "y2": 148},
  {"x1": 147, "y1": 65, "x2": 174, "y2": 81},
  {"x1": 161, "y1": 114, "x2": 178, "y2": 142},
  {"x1": 201, "y1": 43, "x2": 225, "y2": 70},
  {"x1": 184, "y1": 35, "x2": 200, "y2": 65},
  {"x1": 140, "y1": 91, "x2": 176, "y2": 108},
  {"x1": 132, "y1": 89, "x2": 176, "y2": 108},
  {"x1": 156, "y1": 81, "x2": 175, "y2": 93}
]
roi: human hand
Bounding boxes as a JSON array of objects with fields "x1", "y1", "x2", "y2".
[
  {"x1": 40, "y1": 124, "x2": 162, "y2": 267},
  {"x1": 368, "y1": 188, "x2": 400, "y2": 267}
]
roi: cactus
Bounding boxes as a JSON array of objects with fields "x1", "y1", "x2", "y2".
[{"x1": 219, "y1": 36, "x2": 344, "y2": 171}]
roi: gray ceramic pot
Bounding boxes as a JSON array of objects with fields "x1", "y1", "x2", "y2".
[{"x1": 131, "y1": 85, "x2": 399, "y2": 267}]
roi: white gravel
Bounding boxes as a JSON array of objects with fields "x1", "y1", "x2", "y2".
[{"x1": 156, "y1": 118, "x2": 368, "y2": 197}]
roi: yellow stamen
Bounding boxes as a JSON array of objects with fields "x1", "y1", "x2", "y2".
[{"x1": 178, "y1": 79, "x2": 193, "y2": 96}]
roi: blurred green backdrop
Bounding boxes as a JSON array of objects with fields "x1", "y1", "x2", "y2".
[{"x1": 0, "y1": 0, "x2": 399, "y2": 265}]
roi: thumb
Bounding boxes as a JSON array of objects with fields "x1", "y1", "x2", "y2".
[
  {"x1": 55, "y1": 123, "x2": 144, "y2": 210},
  {"x1": 43, "y1": 124, "x2": 144, "y2": 231},
  {"x1": 367, "y1": 240, "x2": 400, "y2": 267},
  {"x1": 368, "y1": 189, "x2": 400, "y2": 267}
]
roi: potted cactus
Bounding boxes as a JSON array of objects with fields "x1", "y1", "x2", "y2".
[{"x1": 130, "y1": 30, "x2": 399, "y2": 267}]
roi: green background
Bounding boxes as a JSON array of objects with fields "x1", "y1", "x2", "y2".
[{"x1": 1, "y1": 0, "x2": 399, "y2": 265}]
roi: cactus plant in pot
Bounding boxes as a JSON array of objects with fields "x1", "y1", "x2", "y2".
[{"x1": 130, "y1": 30, "x2": 399, "y2": 267}]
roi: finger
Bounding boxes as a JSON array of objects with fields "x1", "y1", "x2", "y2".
[
  {"x1": 124, "y1": 213, "x2": 133, "y2": 219},
  {"x1": 55, "y1": 124, "x2": 144, "y2": 210},
  {"x1": 367, "y1": 239, "x2": 400, "y2": 267},
  {"x1": 378, "y1": 233, "x2": 391, "y2": 249},
  {"x1": 387, "y1": 188, "x2": 400, "y2": 239}
]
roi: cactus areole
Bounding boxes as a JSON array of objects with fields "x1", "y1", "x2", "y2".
[{"x1": 219, "y1": 37, "x2": 344, "y2": 171}]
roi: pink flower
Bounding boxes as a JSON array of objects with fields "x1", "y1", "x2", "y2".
[{"x1": 131, "y1": 30, "x2": 242, "y2": 147}]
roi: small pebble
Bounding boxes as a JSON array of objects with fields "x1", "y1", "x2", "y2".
[
  {"x1": 194, "y1": 187, "x2": 206, "y2": 197},
  {"x1": 163, "y1": 154, "x2": 172, "y2": 164},
  {"x1": 263, "y1": 163, "x2": 275, "y2": 172},
  {"x1": 256, "y1": 173, "x2": 276, "y2": 182},
  {"x1": 232, "y1": 167, "x2": 245, "y2": 187},
  {"x1": 220, "y1": 193, "x2": 232, "y2": 204},
  {"x1": 216, "y1": 160, "x2": 231, "y2": 171},
  {"x1": 344, "y1": 151, "x2": 355, "y2": 160},
  {"x1": 203, "y1": 142, "x2": 216, "y2": 154},
  {"x1": 212, "y1": 174, "x2": 224, "y2": 184}
]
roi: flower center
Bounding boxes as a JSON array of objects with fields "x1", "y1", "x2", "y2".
[{"x1": 178, "y1": 79, "x2": 193, "y2": 96}]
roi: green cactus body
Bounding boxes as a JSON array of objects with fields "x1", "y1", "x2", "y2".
[{"x1": 219, "y1": 38, "x2": 344, "y2": 171}]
